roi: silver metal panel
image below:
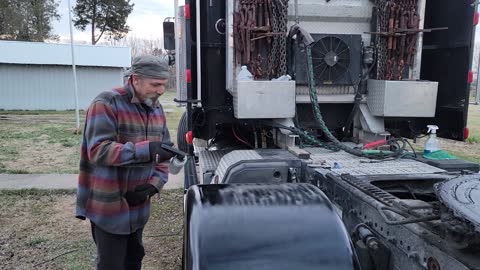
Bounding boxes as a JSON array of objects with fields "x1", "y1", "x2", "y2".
[
  {"x1": 359, "y1": 104, "x2": 385, "y2": 134},
  {"x1": 0, "y1": 40, "x2": 131, "y2": 68},
  {"x1": 0, "y1": 64, "x2": 123, "y2": 110},
  {"x1": 175, "y1": 5, "x2": 187, "y2": 104},
  {"x1": 287, "y1": 0, "x2": 374, "y2": 47},
  {"x1": 307, "y1": 149, "x2": 445, "y2": 176},
  {"x1": 296, "y1": 94, "x2": 355, "y2": 104},
  {"x1": 295, "y1": 85, "x2": 356, "y2": 95},
  {"x1": 366, "y1": 79, "x2": 386, "y2": 115},
  {"x1": 287, "y1": 21, "x2": 372, "y2": 46},
  {"x1": 215, "y1": 150, "x2": 263, "y2": 182},
  {"x1": 233, "y1": 81, "x2": 296, "y2": 119},
  {"x1": 195, "y1": 0, "x2": 202, "y2": 106},
  {"x1": 412, "y1": 0, "x2": 427, "y2": 80},
  {"x1": 199, "y1": 150, "x2": 230, "y2": 173},
  {"x1": 226, "y1": 0, "x2": 235, "y2": 92},
  {"x1": 367, "y1": 79, "x2": 439, "y2": 117},
  {"x1": 192, "y1": 138, "x2": 208, "y2": 156}
]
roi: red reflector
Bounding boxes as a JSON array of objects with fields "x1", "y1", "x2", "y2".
[
  {"x1": 474, "y1": 12, "x2": 479, "y2": 26},
  {"x1": 186, "y1": 131, "x2": 193, "y2": 145},
  {"x1": 186, "y1": 69, "x2": 191, "y2": 83},
  {"x1": 185, "y1": 4, "x2": 190, "y2": 19},
  {"x1": 464, "y1": 127, "x2": 470, "y2": 140},
  {"x1": 468, "y1": 71, "x2": 474, "y2": 83}
]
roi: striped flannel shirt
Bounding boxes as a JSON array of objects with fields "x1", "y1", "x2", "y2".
[{"x1": 76, "y1": 83, "x2": 171, "y2": 235}]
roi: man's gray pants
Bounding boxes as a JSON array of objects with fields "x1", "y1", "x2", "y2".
[{"x1": 91, "y1": 222, "x2": 145, "y2": 270}]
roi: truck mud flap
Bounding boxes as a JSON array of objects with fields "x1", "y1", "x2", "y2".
[{"x1": 183, "y1": 183, "x2": 360, "y2": 270}]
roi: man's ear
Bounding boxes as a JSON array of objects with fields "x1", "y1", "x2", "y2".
[{"x1": 131, "y1": 74, "x2": 140, "y2": 87}]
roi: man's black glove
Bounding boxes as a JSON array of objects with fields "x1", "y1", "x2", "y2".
[
  {"x1": 149, "y1": 141, "x2": 175, "y2": 163},
  {"x1": 124, "y1": 184, "x2": 159, "y2": 206}
]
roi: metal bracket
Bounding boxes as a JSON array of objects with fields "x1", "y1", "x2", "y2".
[{"x1": 377, "y1": 205, "x2": 440, "y2": 225}]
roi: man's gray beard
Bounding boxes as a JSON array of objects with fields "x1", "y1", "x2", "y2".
[{"x1": 143, "y1": 98, "x2": 155, "y2": 107}]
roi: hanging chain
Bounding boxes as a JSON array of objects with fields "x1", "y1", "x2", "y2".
[
  {"x1": 234, "y1": 0, "x2": 289, "y2": 79},
  {"x1": 267, "y1": 0, "x2": 280, "y2": 78},
  {"x1": 376, "y1": 0, "x2": 389, "y2": 80},
  {"x1": 374, "y1": 0, "x2": 419, "y2": 80},
  {"x1": 277, "y1": 0, "x2": 289, "y2": 76},
  {"x1": 266, "y1": 0, "x2": 289, "y2": 78}
]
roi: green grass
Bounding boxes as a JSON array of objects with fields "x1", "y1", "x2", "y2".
[
  {"x1": 467, "y1": 135, "x2": 480, "y2": 144},
  {"x1": 448, "y1": 150, "x2": 480, "y2": 163},
  {"x1": 0, "y1": 188, "x2": 76, "y2": 197},
  {"x1": 26, "y1": 236, "x2": 49, "y2": 247},
  {"x1": 0, "y1": 92, "x2": 184, "y2": 174},
  {"x1": 58, "y1": 240, "x2": 96, "y2": 270},
  {"x1": 160, "y1": 90, "x2": 185, "y2": 145},
  {"x1": 0, "y1": 110, "x2": 84, "y2": 115},
  {"x1": 0, "y1": 168, "x2": 30, "y2": 174},
  {"x1": 0, "y1": 190, "x2": 182, "y2": 269},
  {"x1": 468, "y1": 105, "x2": 480, "y2": 138},
  {"x1": 0, "y1": 125, "x2": 83, "y2": 144}
]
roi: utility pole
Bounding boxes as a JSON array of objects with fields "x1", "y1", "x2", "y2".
[
  {"x1": 476, "y1": 54, "x2": 480, "y2": 104},
  {"x1": 67, "y1": 0, "x2": 81, "y2": 133}
]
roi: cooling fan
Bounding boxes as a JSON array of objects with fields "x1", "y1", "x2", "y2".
[
  {"x1": 293, "y1": 34, "x2": 362, "y2": 86},
  {"x1": 311, "y1": 36, "x2": 351, "y2": 84}
]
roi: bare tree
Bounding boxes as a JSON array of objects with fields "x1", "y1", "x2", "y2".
[
  {"x1": 105, "y1": 36, "x2": 176, "y2": 90},
  {"x1": 106, "y1": 35, "x2": 164, "y2": 57}
]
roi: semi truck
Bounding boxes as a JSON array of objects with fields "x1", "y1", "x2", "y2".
[{"x1": 163, "y1": 0, "x2": 480, "y2": 269}]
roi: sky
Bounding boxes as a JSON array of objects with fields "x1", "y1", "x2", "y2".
[{"x1": 52, "y1": 0, "x2": 176, "y2": 43}]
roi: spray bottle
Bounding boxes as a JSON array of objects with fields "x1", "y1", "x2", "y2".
[
  {"x1": 424, "y1": 125, "x2": 440, "y2": 154},
  {"x1": 237, "y1": 65, "x2": 253, "y2": 81}
]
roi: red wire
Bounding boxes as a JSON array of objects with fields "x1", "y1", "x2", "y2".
[{"x1": 232, "y1": 126, "x2": 253, "y2": 148}]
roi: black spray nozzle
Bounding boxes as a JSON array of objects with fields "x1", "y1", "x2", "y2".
[{"x1": 161, "y1": 143, "x2": 186, "y2": 160}]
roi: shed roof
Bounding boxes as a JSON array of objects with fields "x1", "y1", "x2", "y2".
[{"x1": 0, "y1": 40, "x2": 131, "y2": 68}]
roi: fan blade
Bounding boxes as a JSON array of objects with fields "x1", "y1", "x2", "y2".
[
  {"x1": 331, "y1": 65, "x2": 339, "y2": 80},
  {"x1": 334, "y1": 39, "x2": 342, "y2": 53},
  {"x1": 336, "y1": 47, "x2": 349, "y2": 56},
  {"x1": 317, "y1": 64, "x2": 329, "y2": 80},
  {"x1": 312, "y1": 48, "x2": 325, "y2": 57},
  {"x1": 319, "y1": 39, "x2": 329, "y2": 53},
  {"x1": 336, "y1": 61, "x2": 349, "y2": 71},
  {"x1": 314, "y1": 61, "x2": 327, "y2": 70}
]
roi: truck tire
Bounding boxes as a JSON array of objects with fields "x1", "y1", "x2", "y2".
[{"x1": 177, "y1": 111, "x2": 188, "y2": 153}]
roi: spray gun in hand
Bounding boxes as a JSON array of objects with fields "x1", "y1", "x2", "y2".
[
  {"x1": 159, "y1": 143, "x2": 187, "y2": 175},
  {"x1": 149, "y1": 142, "x2": 187, "y2": 174}
]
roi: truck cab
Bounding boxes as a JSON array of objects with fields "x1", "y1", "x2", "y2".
[{"x1": 164, "y1": 1, "x2": 480, "y2": 269}]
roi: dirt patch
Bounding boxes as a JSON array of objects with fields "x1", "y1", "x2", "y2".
[
  {"x1": 0, "y1": 109, "x2": 182, "y2": 174},
  {"x1": 3, "y1": 140, "x2": 78, "y2": 173},
  {"x1": 0, "y1": 190, "x2": 183, "y2": 270}
]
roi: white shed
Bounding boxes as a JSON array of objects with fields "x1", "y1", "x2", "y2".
[{"x1": 0, "y1": 40, "x2": 131, "y2": 110}]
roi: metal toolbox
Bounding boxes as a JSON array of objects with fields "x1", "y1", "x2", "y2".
[
  {"x1": 367, "y1": 79, "x2": 438, "y2": 117},
  {"x1": 232, "y1": 80, "x2": 296, "y2": 119}
]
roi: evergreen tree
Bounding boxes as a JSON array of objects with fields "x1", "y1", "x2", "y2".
[
  {"x1": 73, "y1": 0, "x2": 134, "y2": 45},
  {"x1": 0, "y1": 0, "x2": 60, "y2": 42}
]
